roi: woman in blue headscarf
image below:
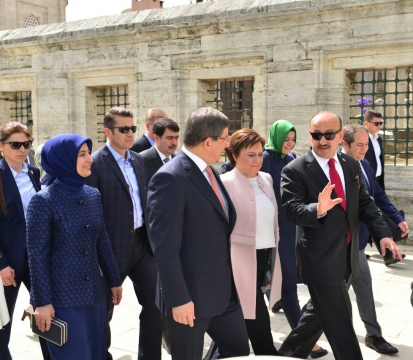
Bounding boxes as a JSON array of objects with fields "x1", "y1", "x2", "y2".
[
  {"x1": 262, "y1": 120, "x2": 327, "y2": 358},
  {"x1": 26, "y1": 134, "x2": 122, "y2": 359}
]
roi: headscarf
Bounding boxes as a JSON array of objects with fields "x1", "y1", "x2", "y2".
[
  {"x1": 41, "y1": 134, "x2": 92, "y2": 191},
  {"x1": 264, "y1": 120, "x2": 296, "y2": 159}
]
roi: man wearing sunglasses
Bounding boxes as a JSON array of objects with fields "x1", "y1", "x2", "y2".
[
  {"x1": 86, "y1": 107, "x2": 162, "y2": 360},
  {"x1": 131, "y1": 108, "x2": 168, "y2": 153},
  {"x1": 364, "y1": 110, "x2": 385, "y2": 190},
  {"x1": 279, "y1": 111, "x2": 401, "y2": 360}
]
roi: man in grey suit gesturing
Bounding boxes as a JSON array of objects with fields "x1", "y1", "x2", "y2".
[{"x1": 147, "y1": 107, "x2": 250, "y2": 360}]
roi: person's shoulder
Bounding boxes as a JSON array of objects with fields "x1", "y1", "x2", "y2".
[
  {"x1": 84, "y1": 185, "x2": 100, "y2": 196},
  {"x1": 138, "y1": 147, "x2": 155, "y2": 159},
  {"x1": 91, "y1": 145, "x2": 106, "y2": 160},
  {"x1": 220, "y1": 168, "x2": 236, "y2": 183},
  {"x1": 259, "y1": 171, "x2": 272, "y2": 182}
]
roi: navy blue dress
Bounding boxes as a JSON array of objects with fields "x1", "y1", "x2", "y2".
[
  {"x1": 262, "y1": 149, "x2": 301, "y2": 328},
  {"x1": 26, "y1": 184, "x2": 121, "y2": 359}
]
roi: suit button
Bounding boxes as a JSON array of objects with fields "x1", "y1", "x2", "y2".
[
  {"x1": 130, "y1": 230, "x2": 134, "y2": 233},
  {"x1": 84, "y1": 251, "x2": 89, "y2": 255},
  {"x1": 85, "y1": 225, "x2": 90, "y2": 229},
  {"x1": 78, "y1": 200, "x2": 84, "y2": 205},
  {"x1": 86, "y1": 276, "x2": 90, "y2": 281}
]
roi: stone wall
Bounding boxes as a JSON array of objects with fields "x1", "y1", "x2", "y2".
[{"x1": 0, "y1": 0, "x2": 412, "y2": 238}]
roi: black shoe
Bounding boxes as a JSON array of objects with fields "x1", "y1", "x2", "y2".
[
  {"x1": 366, "y1": 254, "x2": 370, "y2": 259},
  {"x1": 309, "y1": 347, "x2": 328, "y2": 358},
  {"x1": 365, "y1": 335, "x2": 399, "y2": 354},
  {"x1": 271, "y1": 301, "x2": 282, "y2": 313},
  {"x1": 384, "y1": 253, "x2": 406, "y2": 266}
]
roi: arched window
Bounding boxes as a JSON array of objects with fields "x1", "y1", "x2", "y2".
[{"x1": 24, "y1": 15, "x2": 39, "y2": 28}]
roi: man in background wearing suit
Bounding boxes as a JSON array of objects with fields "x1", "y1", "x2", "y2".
[
  {"x1": 140, "y1": 118, "x2": 179, "y2": 180},
  {"x1": 147, "y1": 107, "x2": 250, "y2": 360},
  {"x1": 279, "y1": 112, "x2": 401, "y2": 359},
  {"x1": 364, "y1": 110, "x2": 385, "y2": 190},
  {"x1": 139, "y1": 117, "x2": 179, "y2": 354},
  {"x1": 131, "y1": 108, "x2": 168, "y2": 153},
  {"x1": 342, "y1": 124, "x2": 407, "y2": 355},
  {"x1": 86, "y1": 107, "x2": 162, "y2": 360}
]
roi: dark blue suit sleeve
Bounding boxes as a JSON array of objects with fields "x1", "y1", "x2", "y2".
[{"x1": 147, "y1": 171, "x2": 191, "y2": 309}]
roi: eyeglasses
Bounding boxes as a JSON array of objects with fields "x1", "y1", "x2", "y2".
[
  {"x1": 202, "y1": 135, "x2": 230, "y2": 142},
  {"x1": 111, "y1": 126, "x2": 137, "y2": 134},
  {"x1": 310, "y1": 129, "x2": 342, "y2": 141},
  {"x1": 367, "y1": 121, "x2": 383, "y2": 126},
  {"x1": 1, "y1": 140, "x2": 33, "y2": 150}
]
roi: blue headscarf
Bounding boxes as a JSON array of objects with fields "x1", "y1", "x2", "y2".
[{"x1": 41, "y1": 134, "x2": 92, "y2": 195}]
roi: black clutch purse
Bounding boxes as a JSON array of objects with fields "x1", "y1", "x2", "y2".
[{"x1": 29, "y1": 312, "x2": 68, "y2": 346}]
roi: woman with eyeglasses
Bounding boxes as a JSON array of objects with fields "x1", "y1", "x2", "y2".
[
  {"x1": 0, "y1": 121, "x2": 50, "y2": 359},
  {"x1": 26, "y1": 134, "x2": 122, "y2": 359},
  {"x1": 220, "y1": 128, "x2": 282, "y2": 355},
  {"x1": 261, "y1": 120, "x2": 327, "y2": 359}
]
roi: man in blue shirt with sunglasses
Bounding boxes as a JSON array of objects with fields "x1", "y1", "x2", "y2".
[{"x1": 86, "y1": 107, "x2": 162, "y2": 360}]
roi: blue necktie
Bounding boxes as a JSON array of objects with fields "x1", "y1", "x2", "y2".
[
  {"x1": 358, "y1": 161, "x2": 371, "y2": 194},
  {"x1": 163, "y1": 158, "x2": 170, "y2": 164}
]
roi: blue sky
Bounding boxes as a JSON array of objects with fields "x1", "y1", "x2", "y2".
[{"x1": 66, "y1": 0, "x2": 194, "y2": 21}]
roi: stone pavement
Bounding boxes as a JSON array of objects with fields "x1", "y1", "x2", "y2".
[{"x1": 9, "y1": 245, "x2": 413, "y2": 359}]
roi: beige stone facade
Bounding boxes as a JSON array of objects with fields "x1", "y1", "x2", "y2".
[
  {"x1": 0, "y1": 0, "x2": 66, "y2": 30},
  {"x1": 0, "y1": 0, "x2": 412, "y2": 235}
]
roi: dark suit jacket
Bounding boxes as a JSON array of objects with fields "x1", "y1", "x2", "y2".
[
  {"x1": 359, "y1": 159, "x2": 404, "y2": 250},
  {"x1": 280, "y1": 150, "x2": 392, "y2": 287},
  {"x1": 86, "y1": 145, "x2": 149, "y2": 273},
  {"x1": 131, "y1": 134, "x2": 152, "y2": 153},
  {"x1": 365, "y1": 136, "x2": 385, "y2": 190},
  {"x1": 0, "y1": 158, "x2": 40, "y2": 279},
  {"x1": 140, "y1": 146, "x2": 175, "y2": 180},
  {"x1": 147, "y1": 151, "x2": 237, "y2": 319}
]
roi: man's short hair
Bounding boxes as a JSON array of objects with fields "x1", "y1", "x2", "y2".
[
  {"x1": 153, "y1": 118, "x2": 180, "y2": 137},
  {"x1": 342, "y1": 124, "x2": 368, "y2": 145},
  {"x1": 184, "y1": 107, "x2": 230, "y2": 147},
  {"x1": 145, "y1": 108, "x2": 167, "y2": 125},
  {"x1": 104, "y1": 107, "x2": 134, "y2": 129},
  {"x1": 364, "y1": 110, "x2": 383, "y2": 122}
]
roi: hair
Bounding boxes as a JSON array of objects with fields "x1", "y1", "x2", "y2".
[
  {"x1": 311, "y1": 111, "x2": 343, "y2": 129},
  {"x1": 225, "y1": 129, "x2": 265, "y2": 167},
  {"x1": 103, "y1": 107, "x2": 134, "y2": 129},
  {"x1": 183, "y1": 107, "x2": 230, "y2": 147},
  {"x1": 0, "y1": 122, "x2": 32, "y2": 216},
  {"x1": 145, "y1": 108, "x2": 168, "y2": 125},
  {"x1": 342, "y1": 124, "x2": 368, "y2": 146},
  {"x1": 152, "y1": 118, "x2": 180, "y2": 137},
  {"x1": 364, "y1": 110, "x2": 383, "y2": 122}
]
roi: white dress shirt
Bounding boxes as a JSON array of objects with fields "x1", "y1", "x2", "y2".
[
  {"x1": 10, "y1": 162, "x2": 36, "y2": 219},
  {"x1": 369, "y1": 133, "x2": 382, "y2": 176},
  {"x1": 154, "y1": 144, "x2": 171, "y2": 163}
]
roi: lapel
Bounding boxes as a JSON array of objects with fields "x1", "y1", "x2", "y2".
[
  {"x1": 101, "y1": 145, "x2": 130, "y2": 194},
  {"x1": 305, "y1": 151, "x2": 329, "y2": 189},
  {"x1": 178, "y1": 152, "x2": 228, "y2": 221},
  {"x1": 27, "y1": 165, "x2": 40, "y2": 192},
  {"x1": 361, "y1": 159, "x2": 376, "y2": 194},
  {"x1": 130, "y1": 153, "x2": 147, "y2": 202},
  {"x1": 0, "y1": 158, "x2": 25, "y2": 220},
  {"x1": 337, "y1": 152, "x2": 354, "y2": 201},
  {"x1": 149, "y1": 147, "x2": 164, "y2": 171}
]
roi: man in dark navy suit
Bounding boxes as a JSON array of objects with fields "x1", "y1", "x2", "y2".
[
  {"x1": 147, "y1": 107, "x2": 249, "y2": 360},
  {"x1": 342, "y1": 124, "x2": 408, "y2": 355},
  {"x1": 86, "y1": 107, "x2": 162, "y2": 360},
  {"x1": 140, "y1": 118, "x2": 179, "y2": 180},
  {"x1": 131, "y1": 108, "x2": 168, "y2": 153}
]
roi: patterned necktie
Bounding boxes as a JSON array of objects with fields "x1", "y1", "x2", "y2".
[
  {"x1": 205, "y1": 165, "x2": 226, "y2": 212},
  {"x1": 163, "y1": 158, "x2": 170, "y2": 164},
  {"x1": 357, "y1": 161, "x2": 371, "y2": 194},
  {"x1": 328, "y1": 158, "x2": 351, "y2": 244}
]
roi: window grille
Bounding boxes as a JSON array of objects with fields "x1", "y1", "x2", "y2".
[
  {"x1": 349, "y1": 68, "x2": 412, "y2": 165},
  {"x1": 24, "y1": 15, "x2": 39, "y2": 28},
  {"x1": 96, "y1": 86, "x2": 129, "y2": 143},
  {"x1": 207, "y1": 78, "x2": 254, "y2": 133},
  {"x1": 10, "y1": 92, "x2": 33, "y2": 130}
]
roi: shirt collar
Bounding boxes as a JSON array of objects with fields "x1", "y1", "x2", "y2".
[
  {"x1": 144, "y1": 133, "x2": 155, "y2": 146},
  {"x1": 154, "y1": 144, "x2": 170, "y2": 162},
  {"x1": 181, "y1": 146, "x2": 208, "y2": 172},
  {"x1": 311, "y1": 149, "x2": 339, "y2": 168},
  {"x1": 369, "y1": 132, "x2": 378, "y2": 141},
  {"x1": 106, "y1": 142, "x2": 131, "y2": 162},
  {"x1": 9, "y1": 162, "x2": 29, "y2": 177}
]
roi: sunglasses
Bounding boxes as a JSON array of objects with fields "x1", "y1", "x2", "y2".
[
  {"x1": 310, "y1": 129, "x2": 341, "y2": 141},
  {"x1": 111, "y1": 126, "x2": 137, "y2": 134},
  {"x1": 368, "y1": 121, "x2": 383, "y2": 126},
  {"x1": 1, "y1": 140, "x2": 33, "y2": 150}
]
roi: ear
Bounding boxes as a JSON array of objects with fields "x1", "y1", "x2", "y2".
[
  {"x1": 145, "y1": 123, "x2": 151, "y2": 131},
  {"x1": 153, "y1": 134, "x2": 160, "y2": 143},
  {"x1": 103, "y1": 127, "x2": 112, "y2": 139}
]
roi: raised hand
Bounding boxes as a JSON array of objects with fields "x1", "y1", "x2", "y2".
[{"x1": 317, "y1": 182, "x2": 343, "y2": 216}]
